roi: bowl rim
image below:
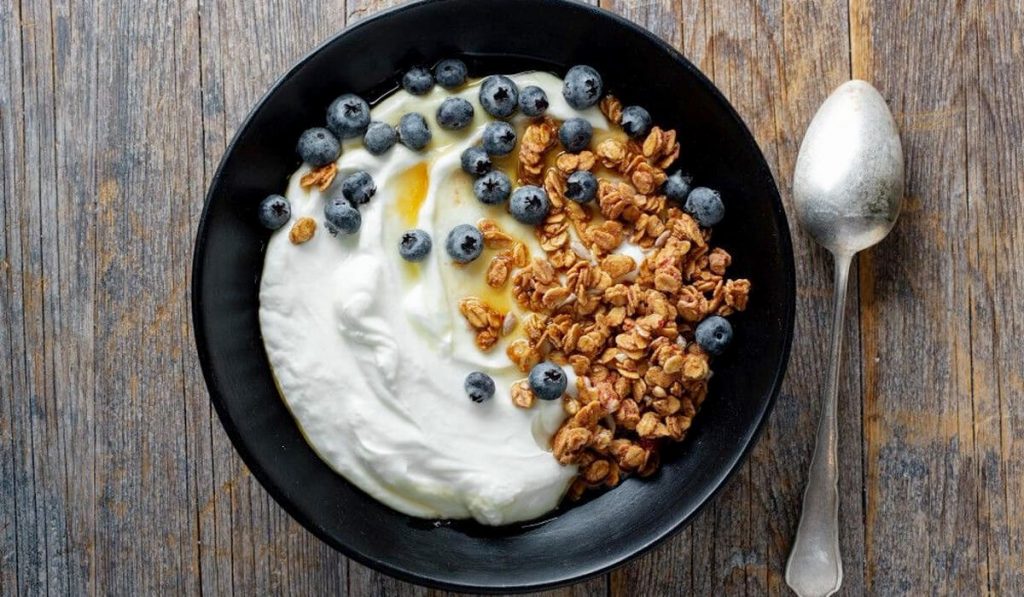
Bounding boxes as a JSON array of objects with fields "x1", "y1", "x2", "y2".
[{"x1": 191, "y1": 0, "x2": 796, "y2": 591}]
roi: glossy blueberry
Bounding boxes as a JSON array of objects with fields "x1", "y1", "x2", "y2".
[
  {"x1": 562, "y1": 65, "x2": 603, "y2": 109},
  {"x1": 460, "y1": 146, "x2": 492, "y2": 176},
  {"x1": 518, "y1": 85, "x2": 549, "y2": 117},
  {"x1": 340, "y1": 170, "x2": 376, "y2": 205},
  {"x1": 509, "y1": 185, "x2": 550, "y2": 225},
  {"x1": 324, "y1": 196, "x2": 361, "y2": 235},
  {"x1": 565, "y1": 171, "x2": 597, "y2": 204},
  {"x1": 401, "y1": 67, "x2": 434, "y2": 95},
  {"x1": 662, "y1": 170, "x2": 693, "y2": 203},
  {"x1": 695, "y1": 315, "x2": 733, "y2": 356},
  {"x1": 326, "y1": 93, "x2": 371, "y2": 139},
  {"x1": 684, "y1": 186, "x2": 725, "y2": 227},
  {"x1": 258, "y1": 194, "x2": 291, "y2": 230},
  {"x1": 296, "y1": 127, "x2": 340, "y2": 167},
  {"x1": 434, "y1": 59, "x2": 467, "y2": 89},
  {"x1": 620, "y1": 105, "x2": 652, "y2": 138},
  {"x1": 479, "y1": 75, "x2": 519, "y2": 118},
  {"x1": 482, "y1": 121, "x2": 517, "y2": 156},
  {"x1": 528, "y1": 361, "x2": 567, "y2": 401},
  {"x1": 363, "y1": 121, "x2": 397, "y2": 155},
  {"x1": 445, "y1": 224, "x2": 484, "y2": 264},
  {"x1": 397, "y1": 113, "x2": 431, "y2": 150},
  {"x1": 399, "y1": 229, "x2": 432, "y2": 262},
  {"x1": 464, "y1": 371, "x2": 496, "y2": 403},
  {"x1": 558, "y1": 117, "x2": 593, "y2": 153},
  {"x1": 473, "y1": 170, "x2": 512, "y2": 205},
  {"x1": 436, "y1": 97, "x2": 474, "y2": 130}
]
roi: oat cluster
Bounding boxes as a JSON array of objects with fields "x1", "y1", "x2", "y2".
[
  {"x1": 287, "y1": 164, "x2": 338, "y2": 243},
  {"x1": 300, "y1": 163, "x2": 337, "y2": 192},
  {"x1": 463, "y1": 94, "x2": 751, "y2": 497},
  {"x1": 289, "y1": 217, "x2": 317, "y2": 244}
]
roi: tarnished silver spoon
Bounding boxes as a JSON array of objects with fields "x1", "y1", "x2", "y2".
[{"x1": 785, "y1": 80, "x2": 903, "y2": 597}]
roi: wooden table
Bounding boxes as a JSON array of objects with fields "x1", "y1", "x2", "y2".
[{"x1": 2, "y1": 0, "x2": 1022, "y2": 594}]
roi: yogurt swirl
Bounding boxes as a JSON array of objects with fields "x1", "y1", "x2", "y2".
[{"x1": 260, "y1": 72, "x2": 614, "y2": 525}]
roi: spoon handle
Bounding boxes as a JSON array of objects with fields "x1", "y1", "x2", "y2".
[{"x1": 785, "y1": 252, "x2": 852, "y2": 597}]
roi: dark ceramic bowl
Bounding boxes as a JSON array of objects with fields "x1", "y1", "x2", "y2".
[{"x1": 192, "y1": 0, "x2": 795, "y2": 591}]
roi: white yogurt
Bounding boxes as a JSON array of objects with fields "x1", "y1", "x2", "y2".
[{"x1": 259, "y1": 73, "x2": 615, "y2": 525}]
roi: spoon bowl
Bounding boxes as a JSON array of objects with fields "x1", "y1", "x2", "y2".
[{"x1": 793, "y1": 80, "x2": 904, "y2": 257}]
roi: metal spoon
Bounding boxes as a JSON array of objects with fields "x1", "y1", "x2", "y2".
[{"x1": 785, "y1": 80, "x2": 903, "y2": 597}]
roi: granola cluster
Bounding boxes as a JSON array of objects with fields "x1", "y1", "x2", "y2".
[
  {"x1": 462, "y1": 94, "x2": 751, "y2": 498},
  {"x1": 299, "y1": 163, "x2": 337, "y2": 191}
]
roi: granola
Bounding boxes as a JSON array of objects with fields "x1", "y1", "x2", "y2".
[
  {"x1": 299, "y1": 163, "x2": 337, "y2": 191},
  {"x1": 458, "y1": 297, "x2": 506, "y2": 352},
  {"x1": 289, "y1": 217, "x2": 317, "y2": 244},
  {"x1": 502, "y1": 92, "x2": 752, "y2": 497}
]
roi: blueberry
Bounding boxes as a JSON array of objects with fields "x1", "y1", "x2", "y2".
[
  {"x1": 562, "y1": 65, "x2": 603, "y2": 109},
  {"x1": 363, "y1": 121, "x2": 397, "y2": 155},
  {"x1": 435, "y1": 59, "x2": 467, "y2": 89},
  {"x1": 397, "y1": 113, "x2": 431, "y2": 150},
  {"x1": 460, "y1": 146, "x2": 492, "y2": 176},
  {"x1": 445, "y1": 224, "x2": 484, "y2": 263},
  {"x1": 620, "y1": 105, "x2": 652, "y2": 138},
  {"x1": 296, "y1": 127, "x2": 340, "y2": 167},
  {"x1": 399, "y1": 229, "x2": 432, "y2": 262},
  {"x1": 473, "y1": 171, "x2": 512, "y2": 205},
  {"x1": 662, "y1": 170, "x2": 693, "y2": 202},
  {"x1": 565, "y1": 171, "x2": 597, "y2": 204},
  {"x1": 258, "y1": 194, "x2": 291, "y2": 230},
  {"x1": 402, "y1": 67, "x2": 434, "y2": 95},
  {"x1": 528, "y1": 361, "x2": 567, "y2": 401},
  {"x1": 482, "y1": 121, "x2": 517, "y2": 156},
  {"x1": 326, "y1": 94, "x2": 371, "y2": 139},
  {"x1": 437, "y1": 97, "x2": 474, "y2": 130},
  {"x1": 518, "y1": 85, "x2": 549, "y2": 117},
  {"x1": 695, "y1": 315, "x2": 733, "y2": 356},
  {"x1": 340, "y1": 170, "x2": 376, "y2": 205},
  {"x1": 558, "y1": 117, "x2": 593, "y2": 153},
  {"x1": 479, "y1": 75, "x2": 518, "y2": 118},
  {"x1": 324, "y1": 196, "x2": 361, "y2": 235},
  {"x1": 684, "y1": 187, "x2": 725, "y2": 227},
  {"x1": 464, "y1": 371, "x2": 495, "y2": 403},
  {"x1": 509, "y1": 185, "x2": 550, "y2": 225}
]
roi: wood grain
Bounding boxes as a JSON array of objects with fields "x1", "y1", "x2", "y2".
[
  {"x1": 850, "y1": 0, "x2": 1015, "y2": 593},
  {"x1": 963, "y1": 3, "x2": 1024, "y2": 594},
  {"x1": 2, "y1": 0, "x2": 1023, "y2": 594}
]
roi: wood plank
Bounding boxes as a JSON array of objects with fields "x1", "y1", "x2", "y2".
[
  {"x1": 601, "y1": 1, "x2": 864, "y2": 594},
  {"x1": 851, "y1": 0, "x2": 982, "y2": 593},
  {"x1": 87, "y1": 0, "x2": 201, "y2": 591},
  {"x1": 192, "y1": 0, "x2": 349, "y2": 595},
  {"x1": 0, "y1": 0, "x2": 86, "y2": 593},
  {"x1": 963, "y1": 0, "x2": 1024, "y2": 594},
  {"x1": 47, "y1": 0, "x2": 103, "y2": 593},
  {"x1": 0, "y1": 47, "x2": 14, "y2": 589},
  {"x1": 0, "y1": 0, "x2": 23, "y2": 591},
  {"x1": 0, "y1": 0, "x2": 35, "y2": 593}
]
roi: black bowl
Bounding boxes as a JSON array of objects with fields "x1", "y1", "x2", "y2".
[{"x1": 192, "y1": 0, "x2": 795, "y2": 591}]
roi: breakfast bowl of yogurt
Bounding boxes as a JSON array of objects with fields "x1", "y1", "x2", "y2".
[{"x1": 192, "y1": 0, "x2": 794, "y2": 591}]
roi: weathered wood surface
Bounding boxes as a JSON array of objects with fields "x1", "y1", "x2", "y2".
[{"x1": 1, "y1": 0, "x2": 1021, "y2": 595}]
